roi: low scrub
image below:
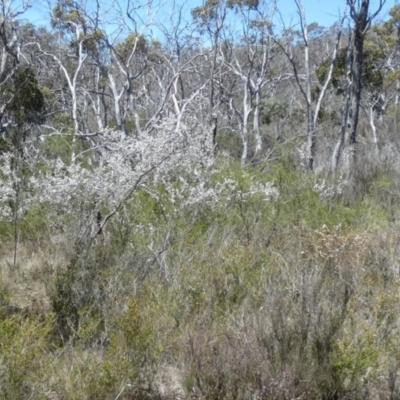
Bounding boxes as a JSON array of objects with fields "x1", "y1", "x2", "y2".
[{"x1": 1, "y1": 160, "x2": 400, "y2": 399}]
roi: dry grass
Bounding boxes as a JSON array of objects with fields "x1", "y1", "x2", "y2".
[{"x1": 0, "y1": 243, "x2": 65, "y2": 313}]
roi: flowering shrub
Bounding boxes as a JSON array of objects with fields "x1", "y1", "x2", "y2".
[
  {"x1": 0, "y1": 119, "x2": 278, "y2": 240},
  {"x1": 0, "y1": 153, "x2": 37, "y2": 219}
]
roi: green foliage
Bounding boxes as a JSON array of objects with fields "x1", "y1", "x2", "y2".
[
  {"x1": 70, "y1": 28, "x2": 105, "y2": 57},
  {"x1": 0, "y1": 314, "x2": 52, "y2": 399},
  {"x1": 51, "y1": 0, "x2": 106, "y2": 58},
  {"x1": 372, "y1": 5, "x2": 400, "y2": 47},
  {"x1": 192, "y1": 0, "x2": 221, "y2": 24},
  {"x1": 51, "y1": 263, "x2": 80, "y2": 342},
  {"x1": 40, "y1": 134, "x2": 74, "y2": 163},
  {"x1": 0, "y1": 282, "x2": 11, "y2": 314},
  {"x1": 115, "y1": 295, "x2": 161, "y2": 359},
  {"x1": 0, "y1": 165, "x2": 51, "y2": 244},
  {"x1": 260, "y1": 100, "x2": 286, "y2": 125},
  {"x1": 108, "y1": 117, "x2": 136, "y2": 133},
  {"x1": 0, "y1": 220, "x2": 13, "y2": 241},
  {"x1": 114, "y1": 32, "x2": 148, "y2": 63},
  {"x1": 227, "y1": 0, "x2": 259, "y2": 11},
  {"x1": 263, "y1": 164, "x2": 349, "y2": 229},
  {"x1": 331, "y1": 336, "x2": 378, "y2": 383},
  {"x1": 311, "y1": 84, "x2": 321, "y2": 102},
  {"x1": 52, "y1": 113, "x2": 74, "y2": 131},
  {"x1": 316, "y1": 46, "x2": 384, "y2": 94},
  {"x1": 385, "y1": 69, "x2": 400, "y2": 87},
  {"x1": 215, "y1": 130, "x2": 243, "y2": 158},
  {"x1": 51, "y1": 0, "x2": 87, "y2": 32},
  {"x1": 8, "y1": 66, "x2": 45, "y2": 126},
  {"x1": 51, "y1": 250, "x2": 110, "y2": 344},
  {"x1": 17, "y1": 204, "x2": 51, "y2": 243}
]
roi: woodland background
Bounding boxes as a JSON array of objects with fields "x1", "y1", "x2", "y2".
[{"x1": 2, "y1": 0, "x2": 400, "y2": 398}]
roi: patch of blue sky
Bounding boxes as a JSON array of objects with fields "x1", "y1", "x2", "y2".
[
  {"x1": 276, "y1": 0, "x2": 397, "y2": 29},
  {"x1": 14, "y1": 0, "x2": 399, "y2": 38}
]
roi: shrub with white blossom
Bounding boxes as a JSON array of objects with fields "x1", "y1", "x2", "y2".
[{"x1": 0, "y1": 117, "x2": 279, "y2": 241}]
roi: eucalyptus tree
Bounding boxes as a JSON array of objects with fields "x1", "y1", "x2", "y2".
[
  {"x1": 361, "y1": 5, "x2": 400, "y2": 153},
  {"x1": 332, "y1": 0, "x2": 386, "y2": 172},
  {"x1": 0, "y1": 0, "x2": 31, "y2": 132},
  {"x1": 220, "y1": 0, "x2": 282, "y2": 164},
  {"x1": 271, "y1": 0, "x2": 346, "y2": 171},
  {"x1": 77, "y1": 26, "x2": 108, "y2": 133},
  {"x1": 104, "y1": 31, "x2": 149, "y2": 138},
  {"x1": 0, "y1": 0, "x2": 47, "y2": 266},
  {"x1": 192, "y1": 0, "x2": 228, "y2": 150},
  {"x1": 94, "y1": 0, "x2": 170, "y2": 140},
  {"x1": 383, "y1": 5, "x2": 400, "y2": 107},
  {"x1": 38, "y1": 0, "x2": 91, "y2": 142}
]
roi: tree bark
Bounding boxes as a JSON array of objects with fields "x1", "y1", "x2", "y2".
[{"x1": 332, "y1": 0, "x2": 385, "y2": 172}]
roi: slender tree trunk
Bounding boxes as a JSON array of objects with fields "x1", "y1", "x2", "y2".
[
  {"x1": 293, "y1": 0, "x2": 314, "y2": 171},
  {"x1": 332, "y1": 0, "x2": 370, "y2": 172},
  {"x1": 127, "y1": 80, "x2": 143, "y2": 138},
  {"x1": 241, "y1": 86, "x2": 251, "y2": 166},
  {"x1": 332, "y1": 33, "x2": 353, "y2": 171},
  {"x1": 253, "y1": 92, "x2": 262, "y2": 155},
  {"x1": 241, "y1": 121, "x2": 248, "y2": 166},
  {"x1": 304, "y1": 22, "x2": 315, "y2": 171},
  {"x1": 368, "y1": 105, "x2": 379, "y2": 156},
  {"x1": 108, "y1": 73, "x2": 126, "y2": 139},
  {"x1": 348, "y1": 14, "x2": 367, "y2": 146},
  {"x1": 94, "y1": 67, "x2": 104, "y2": 131},
  {"x1": 209, "y1": 30, "x2": 220, "y2": 150}
]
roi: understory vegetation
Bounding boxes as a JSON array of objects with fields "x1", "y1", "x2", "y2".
[{"x1": 2, "y1": 156, "x2": 400, "y2": 399}]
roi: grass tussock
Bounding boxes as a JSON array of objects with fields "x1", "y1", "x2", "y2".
[{"x1": 1, "y1": 160, "x2": 400, "y2": 399}]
